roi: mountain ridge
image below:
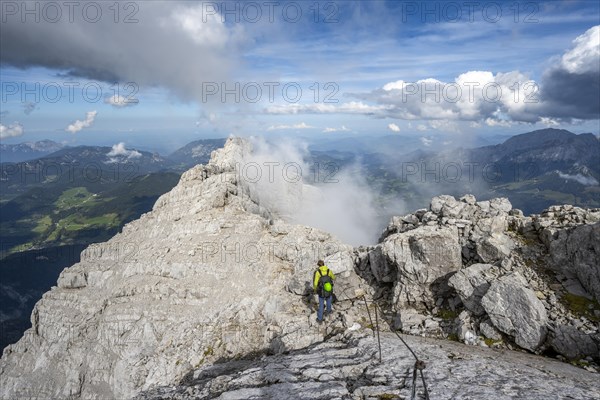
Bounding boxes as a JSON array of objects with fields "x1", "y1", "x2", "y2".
[{"x1": 1, "y1": 137, "x2": 599, "y2": 399}]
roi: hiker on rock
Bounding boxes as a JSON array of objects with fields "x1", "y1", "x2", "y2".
[{"x1": 313, "y1": 260, "x2": 335, "y2": 323}]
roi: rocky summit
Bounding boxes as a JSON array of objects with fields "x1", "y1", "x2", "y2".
[{"x1": 1, "y1": 137, "x2": 599, "y2": 399}]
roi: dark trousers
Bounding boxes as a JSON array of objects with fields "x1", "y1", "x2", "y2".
[{"x1": 317, "y1": 295, "x2": 332, "y2": 321}]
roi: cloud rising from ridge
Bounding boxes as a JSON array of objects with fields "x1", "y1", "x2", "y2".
[{"x1": 242, "y1": 137, "x2": 388, "y2": 246}]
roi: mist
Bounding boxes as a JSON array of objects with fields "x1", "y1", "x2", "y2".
[{"x1": 241, "y1": 137, "x2": 389, "y2": 246}]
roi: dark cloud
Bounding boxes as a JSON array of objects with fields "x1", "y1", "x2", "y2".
[
  {"x1": 0, "y1": 1, "x2": 245, "y2": 103},
  {"x1": 540, "y1": 68, "x2": 600, "y2": 120},
  {"x1": 22, "y1": 102, "x2": 36, "y2": 115}
]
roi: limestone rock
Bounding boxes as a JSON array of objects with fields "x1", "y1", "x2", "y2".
[
  {"x1": 481, "y1": 273, "x2": 548, "y2": 351},
  {"x1": 381, "y1": 225, "x2": 462, "y2": 311},
  {"x1": 543, "y1": 222, "x2": 600, "y2": 301},
  {"x1": 137, "y1": 332, "x2": 600, "y2": 400},
  {"x1": 448, "y1": 263, "x2": 499, "y2": 316},
  {"x1": 550, "y1": 325, "x2": 600, "y2": 361},
  {"x1": 0, "y1": 138, "x2": 367, "y2": 400}
]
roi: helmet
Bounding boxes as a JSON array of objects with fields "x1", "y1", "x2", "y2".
[{"x1": 324, "y1": 282, "x2": 333, "y2": 292}]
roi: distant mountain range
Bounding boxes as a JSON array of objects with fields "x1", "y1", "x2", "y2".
[
  {"x1": 0, "y1": 140, "x2": 65, "y2": 162},
  {"x1": 167, "y1": 138, "x2": 227, "y2": 169},
  {"x1": 310, "y1": 128, "x2": 600, "y2": 215}
]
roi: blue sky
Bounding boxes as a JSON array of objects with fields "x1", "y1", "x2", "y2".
[{"x1": 1, "y1": 0, "x2": 599, "y2": 153}]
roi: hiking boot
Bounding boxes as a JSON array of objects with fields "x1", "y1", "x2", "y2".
[{"x1": 316, "y1": 318, "x2": 323, "y2": 324}]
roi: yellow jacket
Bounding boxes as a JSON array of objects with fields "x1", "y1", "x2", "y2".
[{"x1": 313, "y1": 265, "x2": 335, "y2": 291}]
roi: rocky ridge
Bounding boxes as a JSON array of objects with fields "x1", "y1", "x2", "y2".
[
  {"x1": 1, "y1": 137, "x2": 599, "y2": 399},
  {"x1": 358, "y1": 193, "x2": 600, "y2": 367}
]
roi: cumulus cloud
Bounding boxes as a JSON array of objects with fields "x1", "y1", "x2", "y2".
[
  {"x1": 538, "y1": 26, "x2": 600, "y2": 120},
  {"x1": 0, "y1": 123, "x2": 24, "y2": 139},
  {"x1": 383, "y1": 80, "x2": 407, "y2": 91},
  {"x1": 66, "y1": 111, "x2": 97, "y2": 133},
  {"x1": 0, "y1": 2, "x2": 245, "y2": 103},
  {"x1": 270, "y1": 26, "x2": 599, "y2": 126},
  {"x1": 323, "y1": 125, "x2": 350, "y2": 133},
  {"x1": 540, "y1": 117, "x2": 560, "y2": 127},
  {"x1": 387, "y1": 123, "x2": 400, "y2": 132},
  {"x1": 351, "y1": 70, "x2": 543, "y2": 125},
  {"x1": 107, "y1": 142, "x2": 142, "y2": 161},
  {"x1": 560, "y1": 25, "x2": 600, "y2": 74},
  {"x1": 104, "y1": 95, "x2": 138, "y2": 108},
  {"x1": 267, "y1": 122, "x2": 314, "y2": 131}
]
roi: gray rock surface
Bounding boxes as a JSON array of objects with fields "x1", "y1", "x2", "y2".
[
  {"x1": 0, "y1": 138, "x2": 368, "y2": 400},
  {"x1": 550, "y1": 325, "x2": 600, "y2": 361},
  {"x1": 137, "y1": 331, "x2": 600, "y2": 400},
  {"x1": 481, "y1": 273, "x2": 548, "y2": 351},
  {"x1": 448, "y1": 263, "x2": 499, "y2": 316},
  {"x1": 381, "y1": 225, "x2": 462, "y2": 311},
  {"x1": 542, "y1": 220, "x2": 600, "y2": 301}
]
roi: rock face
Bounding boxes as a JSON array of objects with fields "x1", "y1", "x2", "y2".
[
  {"x1": 381, "y1": 225, "x2": 462, "y2": 311},
  {"x1": 136, "y1": 331, "x2": 600, "y2": 400},
  {"x1": 541, "y1": 218, "x2": 600, "y2": 300},
  {"x1": 481, "y1": 273, "x2": 548, "y2": 351},
  {"x1": 0, "y1": 138, "x2": 368, "y2": 400},
  {"x1": 2, "y1": 138, "x2": 600, "y2": 400}
]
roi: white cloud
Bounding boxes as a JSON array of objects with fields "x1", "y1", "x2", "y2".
[
  {"x1": 267, "y1": 122, "x2": 314, "y2": 131},
  {"x1": 264, "y1": 101, "x2": 390, "y2": 115},
  {"x1": 540, "y1": 117, "x2": 560, "y2": 127},
  {"x1": 107, "y1": 142, "x2": 142, "y2": 161},
  {"x1": 387, "y1": 123, "x2": 400, "y2": 132},
  {"x1": 557, "y1": 172, "x2": 599, "y2": 186},
  {"x1": 104, "y1": 95, "x2": 138, "y2": 108},
  {"x1": 0, "y1": 122, "x2": 24, "y2": 139},
  {"x1": 383, "y1": 80, "x2": 407, "y2": 91},
  {"x1": 420, "y1": 137, "x2": 433, "y2": 147},
  {"x1": 66, "y1": 111, "x2": 97, "y2": 134},
  {"x1": 484, "y1": 117, "x2": 514, "y2": 127},
  {"x1": 323, "y1": 125, "x2": 350, "y2": 133},
  {"x1": 417, "y1": 124, "x2": 428, "y2": 131},
  {"x1": 344, "y1": 26, "x2": 599, "y2": 125},
  {"x1": 561, "y1": 25, "x2": 600, "y2": 74},
  {"x1": 170, "y1": 4, "x2": 232, "y2": 48}
]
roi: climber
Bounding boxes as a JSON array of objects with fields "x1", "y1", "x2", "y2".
[{"x1": 313, "y1": 260, "x2": 335, "y2": 323}]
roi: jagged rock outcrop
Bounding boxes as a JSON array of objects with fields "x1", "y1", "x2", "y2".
[
  {"x1": 136, "y1": 331, "x2": 600, "y2": 400},
  {"x1": 366, "y1": 194, "x2": 600, "y2": 363},
  {"x1": 0, "y1": 138, "x2": 369, "y2": 400},
  {"x1": 382, "y1": 225, "x2": 462, "y2": 311}
]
